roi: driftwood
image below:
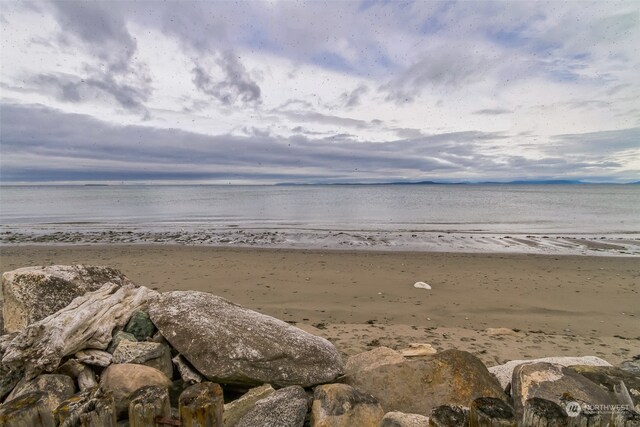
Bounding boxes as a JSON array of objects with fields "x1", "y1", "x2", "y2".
[
  {"x1": 430, "y1": 405, "x2": 470, "y2": 426},
  {"x1": 128, "y1": 385, "x2": 171, "y2": 427},
  {"x1": 55, "y1": 387, "x2": 116, "y2": 427},
  {"x1": 0, "y1": 391, "x2": 56, "y2": 427},
  {"x1": 179, "y1": 382, "x2": 224, "y2": 427},
  {"x1": 1, "y1": 283, "x2": 157, "y2": 380},
  {"x1": 173, "y1": 354, "x2": 204, "y2": 384},
  {"x1": 469, "y1": 397, "x2": 516, "y2": 427},
  {"x1": 75, "y1": 350, "x2": 112, "y2": 367},
  {"x1": 522, "y1": 398, "x2": 568, "y2": 427}
]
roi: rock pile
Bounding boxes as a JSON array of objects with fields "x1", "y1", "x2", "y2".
[{"x1": 0, "y1": 265, "x2": 638, "y2": 426}]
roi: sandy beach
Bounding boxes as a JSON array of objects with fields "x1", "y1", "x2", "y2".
[{"x1": 1, "y1": 244, "x2": 638, "y2": 367}]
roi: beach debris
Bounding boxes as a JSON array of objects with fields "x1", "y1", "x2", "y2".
[
  {"x1": 413, "y1": 281, "x2": 431, "y2": 290},
  {"x1": 2, "y1": 283, "x2": 157, "y2": 380},
  {"x1": 224, "y1": 384, "x2": 275, "y2": 427},
  {"x1": 511, "y1": 362, "x2": 615, "y2": 424},
  {"x1": 486, "y1": 327, "x2": 519, "y2": 336},
  {"x1": 5, "y1": 374, "x2": 75, "y2": 413},
  {"x1": 399, "y1": 343, "x2": 437, "y2": 357},
  {"x1": 100, "y1": 363, "x2": 172, "y2": 416},
  {"x1": 235, "y1": 385, "x2": 309, "y2": 427},
  {"x1": 178, "y1": 382, "x2": 224, "y2": 427},
  {"x1": 1, "y1": 265, "x2": 133, "y2": 333},
  {"x1": 311, "y1": 383, "x2": 384, "y2": 426},
  {"x1": 380, "y1": 411, "x2": 430, "y2": 427},
  {"x1": 149, "y1": 290, "x2": 344, "y2": 387},
  {"x1": 488, "y1": 355, "x2": 612, "y2": 390},
  {"x1": 345, "y1": 349, "x2": 506, "y2": 417}
]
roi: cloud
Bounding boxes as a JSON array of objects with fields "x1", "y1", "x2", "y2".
[
  {"x1": 192, "y1": 52, "x2": 261, "y2": 106},
  {"x1": 341, "y1": 85, "x2": 369, "y2": 108},
  {"x1": 473, "y1": 108, "x2": 512, "y2": 115}
]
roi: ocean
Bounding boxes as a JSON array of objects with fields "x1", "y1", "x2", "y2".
[{"x1": 1, "y1": 184, "x2": 639, "y2": 255}]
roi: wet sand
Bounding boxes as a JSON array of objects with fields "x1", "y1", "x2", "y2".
[{"x1": 1, "y1": 244, "x2": 638, "y2": 366}]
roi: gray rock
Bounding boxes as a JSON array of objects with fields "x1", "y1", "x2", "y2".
[
  {"x1": 107, "y1": 330, "x2": 137, "y2": 353},
  {"x1": 149, "y1": 291, "x2": 344, "y2": 387},
  {"x1": 2, "y1": 265, "x2": 133, "y2": 333},
  {"x1": 224, "y1": 384, "x2": 275, "y2": 427},
  {"x1": 381, "y1": 411, "x2": 430, "y2": 427},
  {"x1": 311, "y1": 383, "x2": 384, "y2": 427},
  {"x1": 112, "y1": 340, "x2": 173, "y2": 378},
  {"x1": 488, "y1": 355, "x2": 611, "y2": 390},
  {"x1": 5, "y1": 374, "x2": 75, "y2": 412},
  {"x1": 345, "y1": 349, "x2": 505, "y2": 417},
  {"x1": 511, "y1": 362, "x2": 615, "y2": 423},
  {"x1": 0, "y1": 300, "x2": 4, "y2": 334},
  {"x1": 569, "y1": 365, "x2": 640, "y2": 411},
  {"x1": 100, "y1": 363, "x2": 171, "y2": 416},
  {"x1": 0, "y1": 332, "x2": 22, "y2": 402},
  {"x1": 124, "y1": 311, "x2": 156, "y2": 341},
  {"x1": 619, "y1": 357, "x2": 640, "y2": 376},
  {"x1": 236, "y1": 385, "x2": 309, "y2": 427}
]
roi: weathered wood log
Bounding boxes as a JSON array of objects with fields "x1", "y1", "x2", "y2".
[
  {"x1": 0, "y1": 391, "x2": 56, "y2": 427},
  {"x1": 75, "y1": 349, "x2": 112, "y2": 367},
  {"x1": 55, "y1": 387, "x2": 117, "y2": 427},
  {"x1": 128, "y1": 385, "x2": 171, "y2": 427},
  {"x1": 469, "y1": 397, "x2": 516, "y2": 427},
  {"x1": 522, "y1": 398, "x2": 568, "y2": 427},
  {"x1": 430, "y1": 405, "x2": 469, "y2": 426},
  {"x1": 179, "y1": 382, "x2": 224, "y2": 427},
  {"x1": 1, "y1": 283, "x2": 157, "y2": 380}
]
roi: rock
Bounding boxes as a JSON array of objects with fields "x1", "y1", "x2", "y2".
[
  {"x1": 345, "y1": 347, "x2": 404, "y2": 373},
  {"x1": 311, "y1": 383, "x2": 383, "y2": 427},
  {"x1": 53, "y1": 359, "x2": 97, "y2": 391},
  {"x1": 1, "y1": 283, "x2": 158, "y2": 380},
  {"x1": 488, "y1": 355, "x2": 612, "y2": 390},
  {"x1": 77, "y1": 366, "x2": 98, "y2": 391},
  {"x1": 381, "y1": 411, "x2": 430, "y2": 427},
  {"x1": 76, "y1": 349, "x2": 113, "y2": 367},
  {"x1": 100, "y1": 363, "x2": 171, "y2": 416},
  {"x1": 0, "y1": 332, "x2": 22, "y2": 401},
  {"x1": 511, "y1": 362, "x2": 615, "y2": 424},
  {"x1": 5, "y1": 374, "x2": 75, "y2": 412},
  {"x1": 2, "y1": 265, "x2": 133, "y2": 333},
  {"x1": 345, "y1": 349, "x2": 505, "y2": 417},
  {"x1": 112, "y1": 340, "x2": 173, "y2": 378},
  {"x1": 619, "y1": 357, "x2": 640, "y2": 376},
  {"x1": 149, "y1": 291, "x2": 344, "y2": 387},
  {"x1": 0, "y1": 300, "x2": 4, "y2": 334},
  {"x1": 107, "y1": 330, "x2": 137, "y2": 353},
  {"x1": 173, "y1": 354, "x2": 204, "y2": 384},
  {"x1": 413, "y1": 282, "x2": 431, "y2": 290},
  {"x1": 224, "y1": 384, "x2": 275, "y2": 427},
  {"x1": 569, "y1": 365, "x2": 640, "y2": 411},
  {"x1": 124, "y1": 311, "x2": 156, "y2": 341},
  {"x1": 236, "y1": 385, "x2": 309, "y2": 427},
  {"x1": 399, "y1": 343, "x2": 437, "y2": 357},
  {"x1": 485, "y1": 328, "x2": 519, "y2": 336},
  {"x1": 0, "y1": 391, "x2": 56, "y2": 427}
]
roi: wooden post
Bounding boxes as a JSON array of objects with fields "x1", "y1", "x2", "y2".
[
  {"x1": 179, "y1": 382, "x2": 224, "y2": 427},
  {"x1": 430, "y1": 405, "x2": 469, "y2": 427},
  {"x1": 0, "y1": 391, "x2": 56, "y2": 427},
  {"x1": 522, "y1": 398, "x2": 568, "y2": 427},
  {"x1": 55, "y1": 388, "x2": 116, "y2": 427},
  {"x1": 128, "y1": 385, "x2": 171, "y2": 427},
  {"x1": 469, "y1": 397, "x2": 516, "y2": 427}
]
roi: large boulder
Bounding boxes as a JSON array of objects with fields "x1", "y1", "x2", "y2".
[
  {"x1": 224, "y1": 384, "x2": 275, "y2": 427},
  {"x1": 569, "y1": 365, "x2": 640, "y2": 412},
  {"x1": 149, "y1": 291, "x2": 344, "y2": 387},
  {"x1": 5, "y1": 374, "x2": 75, "y2": 412},
  {"x1": 511, "y1": 362, "x2": 615, "y2": 423},
  {"x1": 344, "y1": 349, "x2": 505, "y2": 417},
  {"x1": 0, "y1": 333, "x2": 22, "y2": 402},
  {"x1": 2, "y1": 265, "x2": 133, "y2": 333},
  {"x1": 236, "y1": 385, "x2": 309, "y2": 427},
  {"x1": 311, "y1": 383, "x2": 384, "y2": 427},
  {"x1": 346, "y1": 347, "x2": 404, "y2": 373},
  {"x1": 488, "y1": 356, "x2": 611, "y2": 390},
  {"x1": 99, "y1": 363, "x2": 171, "y2": 416}
]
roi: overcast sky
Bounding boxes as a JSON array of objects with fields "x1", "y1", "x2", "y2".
[{"x1": 1, "y1": 1, "x2": 638, "y2": 183}]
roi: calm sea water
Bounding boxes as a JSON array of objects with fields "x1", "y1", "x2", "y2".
[{"x1": 1, "y1": 184, "x2": 638, "y2": 234}]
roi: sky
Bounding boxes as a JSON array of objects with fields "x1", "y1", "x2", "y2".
[{"x1": 1, "y1": 0, "x2": 639, "y2": 184}]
